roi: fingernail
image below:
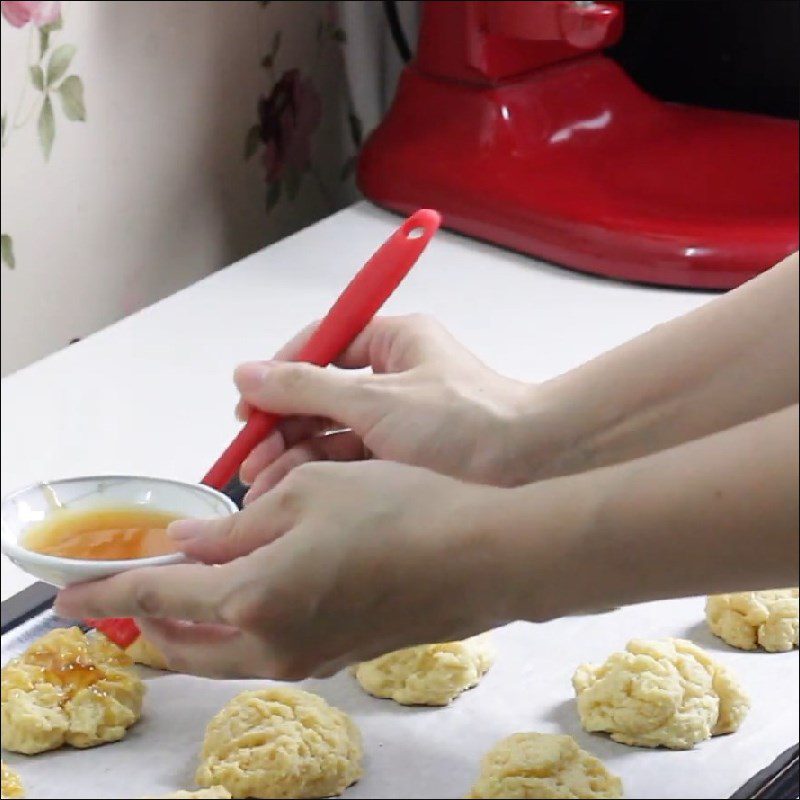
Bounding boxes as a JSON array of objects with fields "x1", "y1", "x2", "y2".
[
  {"x1": 262, "y1": 429, "x2": 284, "y2": 453},
  {"x1": 239, "y1": 460, "x2": 253, "y2": 485},
  {"x1": 168, "y1": 519, "x2": 215, "y2": 541},
  {"x1": 235, "y1": 362, "x2": 272, "y2": 391},
  {"x1": 241, "y1": 431, "x2": 282, "y2": 481}
]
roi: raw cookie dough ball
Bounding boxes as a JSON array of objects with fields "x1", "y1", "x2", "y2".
[
  {"x1": 141, "y1": 789, "x2": 232, "y2": 799},
  {"x1": 195, "y1": 687, "x2": 362, "y2": 799},
  {"x1": 467, "y1": 733, "x2": 623, "y2": 799},
  {"x1": 1, "y1": 627, "x2": 144, "y2": 754},
  {"x1": 706, "y1": 589, "x2": 799, "y2": 652},
  {"x1": 126, "y1": 636, "x2": 170, "y2": 671},
  {"x1": 572, "y1": 638, "x2": 749, "y2": 750},
  {"x1": 354, "y1": 634, "x2": 494, "y2": 706},
  {"x1": 1, "y1": 761, "x2": 25, "y2": 799}
]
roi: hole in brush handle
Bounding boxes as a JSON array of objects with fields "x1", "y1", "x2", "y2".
[{"x1": 400, "y1": 209, "x2": 441, "y2": 241}]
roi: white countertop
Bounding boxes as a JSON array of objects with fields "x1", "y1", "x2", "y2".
[{"x1": 1, "y1": 202, "x2": 712, "y2": 600}]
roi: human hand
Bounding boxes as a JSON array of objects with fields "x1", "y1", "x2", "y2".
[
  {"x1": 235, "y1": 315, "x2": 536, "y2": 504},
  {"x1": 55, "y1": 461, "x2": 510, "y2": 679}
]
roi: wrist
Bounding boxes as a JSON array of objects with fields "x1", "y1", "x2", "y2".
[
  {"x1": 498, "y1": 380, "x2": 584, "y2": 484},
  {"x1": 456, "y1": 476, "x2": 601, "y2": 626}
]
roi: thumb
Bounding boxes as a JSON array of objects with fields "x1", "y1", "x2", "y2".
[{"x1": 234, "y1": 361, "x2": 373, "y2": 423}]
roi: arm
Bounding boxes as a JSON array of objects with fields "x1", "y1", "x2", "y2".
[
  {"x1": 55, "y1": 405, "x2": 798, "y2": 678},
  {"x1": 525, "y1": 253, "x2": 799, "y2": 480},
  {"x1": 233, "y1": 254, "x2": 798, "y2": 494},
  {"x1": 497, "y1": 404, "x2": 799, "y2": 621}
]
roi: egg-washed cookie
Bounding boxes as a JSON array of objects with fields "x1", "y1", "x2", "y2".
[
  {"x1": 196, "y1": 687, "x2": 362, "y2": 799},
  {"x1": 1, "y1": 627, "x2": 144, "y2": 754},
  {"x1": 573, "y1": 638, "x2": 749, "y2": 749},
  {"x1": 354, "y1": 634, "x2": 494, "y2": 706},
  {"x1": 1, "y1": 761, "x2": 25, "y2": 799},
  {"x1": 468, "y1": 733, "x2": 623, "y2": 799}
]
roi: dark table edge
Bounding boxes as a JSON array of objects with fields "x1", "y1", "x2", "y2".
[
  {"x1": 731, "y1": 744, "x2": 799, "y2": 799},
  {"x1": 1, "y1": 580, "x2": 58, "y2": 634}
]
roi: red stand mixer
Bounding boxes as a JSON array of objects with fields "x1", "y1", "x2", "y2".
[{"x1": 358, "y1": 1, "x2": 799, "y2": 289}]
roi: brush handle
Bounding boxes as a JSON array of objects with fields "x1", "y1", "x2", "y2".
[{"x1": 201, "y1": 208, "x2": 441, "y2": 490}]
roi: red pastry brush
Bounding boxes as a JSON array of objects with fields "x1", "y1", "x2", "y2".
[{"x1": 89, "y1": 209, "x2": 442, "y2": 649}]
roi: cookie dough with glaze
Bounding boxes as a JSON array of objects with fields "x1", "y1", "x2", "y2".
[
  {"x1": 572, "y1": 638, "x2": 749, "y2": 750},
  {"x1": 1, "y1": 627, "x2": 144, "y2": 754},
  {"x1": 354, "y1": 634, "x2": 494, "y2": 706},
  {"x1": 467, "y1": 733, "x2": 623, "y2": 799},
  {"x1": 195, "y1": 687, "x2": 362, "y2": 799},
  {"x1": 1, "y1": 762, "x2": 25, "y2": 799},
  {"x1": 706, "y1": 589, "x2": 799, "y2": 652}
]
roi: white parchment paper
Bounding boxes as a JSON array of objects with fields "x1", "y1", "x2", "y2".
[{"x1": 2, "y1": 596, "x2": 798, "y2": 799}]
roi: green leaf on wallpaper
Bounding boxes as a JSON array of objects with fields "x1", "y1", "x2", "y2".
[
  {"x1": 46, "y1": 44, "x2": 77, "y2": 87},
  {"x1": 260, "y1": 54, "x2": 273, "y2": 70},
  {"x1": 57, "y1": 76, "x2": 86, "y2": 121},
  {"x1": 38, "y1": 95, "x2": 55, "y2": 160},
  {"x1": 30, "y1": 65, "x2": 45, "y2": 91},
  {"x1": 265, "y1": 181, "x2": 281, "y2": 212},
  {"x1": 39, "y1": 15, "x2": 62, "y2": 54},
  {"x1": 332, "y1": 27, "x2": 347, "y2": 43},
  {"x1": 340, "y1": 155, "x2": 358, "y2": 182},
  {"x1": 244, "y1": 124, "x2": 261, "y2": 160},
  {"x1": 41, "y1": 16, "x2": 63, "y2": 33},
  {"x1": 271, "y1": 30, "x2": 282, "y2": 57},
  {"x1": 1, "y1": 235, "x2": 15, "y2": 269}
]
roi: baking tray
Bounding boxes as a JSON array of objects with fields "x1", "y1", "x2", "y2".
[{"x1": 1, "y1": 483, "x2": 797, "y2": 799}]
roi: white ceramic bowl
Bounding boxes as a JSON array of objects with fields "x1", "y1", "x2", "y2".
[{"x1": 1, "y1": 475, "x2": 238, "y2": 587}]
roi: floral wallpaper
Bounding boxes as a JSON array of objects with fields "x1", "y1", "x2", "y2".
[
  {"x1": 0, "y1": 1, "x2": 361, "y2": 375},
  {"x1": 246, "y1": 1, "x2": 361, "y2": 213},
  {"x1": 1, "y1": 0, "x2": 86, "y2": 269}
]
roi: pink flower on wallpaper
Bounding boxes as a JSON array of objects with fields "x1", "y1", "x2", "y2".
[
  {"x1": 1, "y1": 1, "x2": 60, "y2": 28},
  {"x1": 258, "y1": 69, "x2": 322, "y2": 183}
]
